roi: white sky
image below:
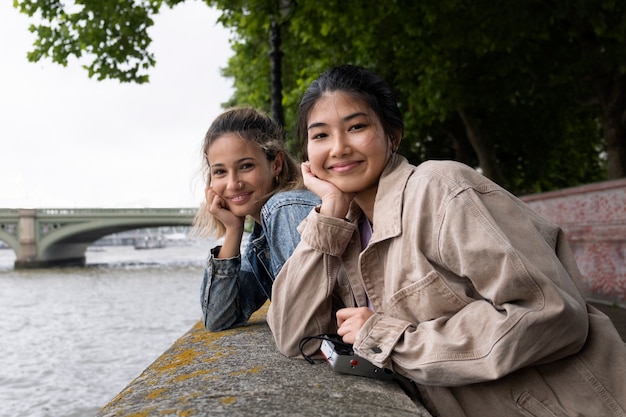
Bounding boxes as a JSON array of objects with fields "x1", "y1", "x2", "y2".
[{"x1": 0, "y1": 1, "x2": 233, "y2": 209}]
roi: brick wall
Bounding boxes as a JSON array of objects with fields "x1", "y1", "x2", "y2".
[{"x1": 521, "y1": 178, "x2": 626, "y2": 306}]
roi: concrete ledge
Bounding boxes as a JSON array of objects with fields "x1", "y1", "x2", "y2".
[{"x1": 96, "y1": 305, "x2": 432, "y2": 417}]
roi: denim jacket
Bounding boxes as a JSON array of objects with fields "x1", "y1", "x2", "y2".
[{"x1": 200, "y1": 189, "x2": 320, "y2": 331}]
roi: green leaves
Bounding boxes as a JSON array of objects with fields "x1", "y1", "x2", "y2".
[
  {"x1": 16, "y1": 0, "x2": 161, "y2": 83},
  {"x1": 14, "y1": 0, "x2": 626, "y2": 190}
]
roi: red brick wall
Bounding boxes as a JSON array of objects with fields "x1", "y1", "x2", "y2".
[{"x1": 521, "y1": 179, "x2": 626, "y2": 306}]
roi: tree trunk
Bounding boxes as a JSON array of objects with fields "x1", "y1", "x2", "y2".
[
  {"x1": 269, "y1": 19, "x2": 284, "y2": 127},
  {"x1": 457, "y1": 108, "x2": 506, "y2": 186}
]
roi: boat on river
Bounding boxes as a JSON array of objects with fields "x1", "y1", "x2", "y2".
[{"x1": 134, "y1": 236, "x2": 166, "y2": 250}]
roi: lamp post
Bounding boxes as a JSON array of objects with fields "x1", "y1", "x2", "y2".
[
  {"x1": 268, "y1": 0, "x2": 293, "y2": 128},
  {"x1": 269, "y1": 18, "x2": 284, "y2": 127}
]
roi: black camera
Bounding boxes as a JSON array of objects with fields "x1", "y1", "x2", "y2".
[{"x1": 319, "y1": 334, "x2": 394, "y2": 380}]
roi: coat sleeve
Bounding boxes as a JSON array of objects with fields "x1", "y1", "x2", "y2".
[
  {"x1": 268, "y1": 210, "x2": 357, "y2": 358},
  {"x1": 354, "y1": 186, "x2": 590, "y2": 386},
  {"x1": 200, "y1": 242, "x2": 268, "y2": 332}
]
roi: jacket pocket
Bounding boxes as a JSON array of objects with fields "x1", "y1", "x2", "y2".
[
  {"x1": 516, "y1": 391, "x2": 561, "y2": 417},
  {"x1": 387, "y1": 270, "x2": 469, "y2": 322}
]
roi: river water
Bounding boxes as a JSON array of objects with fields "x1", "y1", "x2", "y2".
[{"x1": 0, "y1": 241, "x2": 217, "y2": 417}]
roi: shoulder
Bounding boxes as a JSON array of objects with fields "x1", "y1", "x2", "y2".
[
  {"x1": 411, "y1": 160, "x2": 500, "y2": 194},
  {"x1": 263, "y1": 189, "x2": 321, "y2": 212}
]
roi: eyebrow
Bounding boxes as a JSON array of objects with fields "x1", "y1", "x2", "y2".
[
  {"x1": 307, "y1": 111, "x2": 368, "y2": 130},
  {"x1": 210, "y1": 157, "x2": 256, "y2": 168}
]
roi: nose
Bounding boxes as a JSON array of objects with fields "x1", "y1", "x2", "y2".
[
  {"x1": 227, "y1": 174, "x2": 241, "y2": 190},
  {"x1": 330, "y1": 132, "x2": 350, "y2": 157}
]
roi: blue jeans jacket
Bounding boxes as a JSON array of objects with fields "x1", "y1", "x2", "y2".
[{"x1": 200, "y1": 189, "x2": 320, "y2": 331}]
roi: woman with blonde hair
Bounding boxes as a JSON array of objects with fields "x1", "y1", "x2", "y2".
[{"x1": 195, "y1": 106, "x2": 319, "y2": 331}]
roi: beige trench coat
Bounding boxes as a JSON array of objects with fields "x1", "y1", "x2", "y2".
[{"x1": 268, "y1": 155, "x2": 626, "y2": 417}]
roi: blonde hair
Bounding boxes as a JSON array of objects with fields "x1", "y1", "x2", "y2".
[{"x1": 192, "y1": 107, "x2": 303, "y2": 238}]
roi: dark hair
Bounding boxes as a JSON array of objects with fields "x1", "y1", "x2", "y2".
[
  {"x1": 194, "y1": 106, "x2": 302, "y2": 238},
  {"x1": 296, "y1": 65, "x2": 404, "y2": 158}
]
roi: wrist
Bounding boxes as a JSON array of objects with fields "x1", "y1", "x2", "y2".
[{"x1": 318, "y1": 200, "x2": 349, "y2": 219}]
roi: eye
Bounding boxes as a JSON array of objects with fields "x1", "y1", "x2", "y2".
[
  {"x1": 348, "y1": 123, "x2": 367, "y2": 132},
  {"x1": 211, "y1": 168, "x2": 226, "y2": 176},
  {"x1": 240, "y1": 162, "x2": 255, "y2": 170},
  {"x1": 309, "y1": 131, "x2": 328, "y2": 140}
]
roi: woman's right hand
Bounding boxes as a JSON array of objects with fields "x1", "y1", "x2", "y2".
[
  {"x1": 206, "y1": 186, "x2": 245, "y2": 232},
  {"x1": 302, "y1": 162, "x2": 354, "y2": 219},
  {"x1": 206, "y1": 186, "x2": 245, "y2": 259}
]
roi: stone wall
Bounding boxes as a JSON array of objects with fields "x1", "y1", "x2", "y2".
[
  {"x1": 96, "y1": 305, "x2": 432, "y2": 417},
  {"x1": 521, "y1": 178, "x2": 626, "y2": 306}
]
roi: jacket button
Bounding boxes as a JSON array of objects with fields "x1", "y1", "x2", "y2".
[{"x1": 371, "y1": 347, "x2": 382, "y2": 353}]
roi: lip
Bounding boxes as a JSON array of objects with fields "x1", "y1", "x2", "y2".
[
  {"x1": 328, "y1": 160, "x2": 362, "y2": 173},
  {"x1": 228, "y1": 192, "x2": 253, "y2": 204}
]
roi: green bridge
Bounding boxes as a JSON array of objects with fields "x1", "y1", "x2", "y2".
[{"x1": 0, "y1": 208, "x2": 196, "y2": 269}]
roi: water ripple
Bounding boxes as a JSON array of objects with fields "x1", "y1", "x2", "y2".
[{"x1": 0, "y1": 243, "x2": 211, "y2": 417}]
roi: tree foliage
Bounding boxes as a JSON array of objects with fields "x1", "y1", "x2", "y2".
[{"x1": 14, "y1": 0, "x2": 626, "y2": 195}]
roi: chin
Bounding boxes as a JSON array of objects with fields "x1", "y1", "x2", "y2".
[
  {"x1": 226, "y1": 206, "x2": 251, "y2": 218},
  {"x1": 334, "y1": 183, "x2": 361, "y2": 194}
]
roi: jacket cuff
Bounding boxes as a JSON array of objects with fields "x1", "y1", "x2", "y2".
[
  {"x1": 209, "y1": 246, "x2": 241, "y2": 276},
  {"x1": 354, "y1": 314, "x2": 412, "y2": 368},
  {"x1": 298, "y1": 209, "x2": 356, "y2": 256}
]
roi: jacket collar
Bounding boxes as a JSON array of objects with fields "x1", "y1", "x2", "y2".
[{"x1": 346, "y1": 154, "x2": 414, "y2": 243}]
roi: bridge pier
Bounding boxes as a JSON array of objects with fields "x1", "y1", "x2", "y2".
[
  {"x1": 14, "y1": 209, "x2": 39, "y2": 269},
  {"x1": 15, "y1": 208, "x2": 86, "y2": 268}
]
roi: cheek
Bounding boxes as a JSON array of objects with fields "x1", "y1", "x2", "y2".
[
  {"x1": 209, "y1": 178, "x2": 227, "y2": 194},
  {"x1": 306, "y1": 146, "x2": 326, "y2": 170}
]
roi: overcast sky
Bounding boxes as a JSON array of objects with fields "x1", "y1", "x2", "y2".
[{"x1": 0, "y1": 1, "x2": 233, "y2": 209}]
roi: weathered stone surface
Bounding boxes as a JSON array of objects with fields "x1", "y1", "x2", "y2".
[{"x1": 96, "y1": 305, "x2": 432, "y2": 417}]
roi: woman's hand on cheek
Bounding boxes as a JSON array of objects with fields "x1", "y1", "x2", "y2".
[
  {"x1": 336, "y1": 307, "x2": 374, "y2": 344},
  {"x1": 206, "y1": 186, "x2": 245, "y2": 231},
  {"x1": 302, "y1": 162, "x2": 353, "y2": 219}
]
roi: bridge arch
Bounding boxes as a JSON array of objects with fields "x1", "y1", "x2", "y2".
[
  {"x1": 0, "y1": 229, "x2": 19, "y2": 253},
  {"x1": 4, "y1": 208, "x2": 196, "y2": 269}
]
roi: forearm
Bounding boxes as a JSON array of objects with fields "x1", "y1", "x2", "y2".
[
  {"x1": 355, "y1": 292, "x2": 588, "y2": 386},
  {"x1": 268, "y1": 211, "x2": 357, "y2": 357},
  {"x1": 268, "y1": 247, "x2": 337, "y2": 357},
  {"x1": 200, "y1": 245, "x2": 268, "y2": 331},
  {"x1": 200, "y1": 249, "x2": 242, "y2": 331},
  {"x1": 217, "y1": 225, "x2": 244, "y2": 258}
]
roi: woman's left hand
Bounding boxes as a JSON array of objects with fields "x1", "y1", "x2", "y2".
[{"x1": 336, "y1": 307, "x2": 374, "y2": 344}]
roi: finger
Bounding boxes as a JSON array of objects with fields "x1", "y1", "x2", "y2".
[
  {"x1": 301, "y1": 162, "x2": 312, "y2": 177},
  {"x1": 336, "y1": 308, "x2": 354, "y2": 327},
  {"x1": 208, "y1": 195, "x2": 225, "y2": 214}
]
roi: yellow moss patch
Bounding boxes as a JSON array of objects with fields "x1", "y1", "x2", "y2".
[
  {"x1": 145, "y1": 387, "x2": 168, "y2": 400},
  {"x1": 221, "y1": 397, "x2": 237, "y2": 405},
  {"x1": 171, "y1": 369, "x2": 212, "y2": 383},
  {"x1": 229, "y1": 366, "x2": 264, "y2": 377},
  {"x1": 124, "y1": 411, "x2": 151, "y2": 417},
  {"x1": 98, "y1": 387, "x2": 134, "y2": 412},
  {"x1": 152, "y1": 348, "x2": 204, "y2": 373},
  {"x1": 249, "y1": 302, "x2": 269, "y2": 324}
]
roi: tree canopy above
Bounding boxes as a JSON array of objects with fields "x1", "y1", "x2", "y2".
[{"x1": 14, "y1": 0, "x2": 626, "y2": 194}]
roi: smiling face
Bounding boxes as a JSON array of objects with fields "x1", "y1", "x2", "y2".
[
  {"x1": 206, "y1": 133, "x2": 282, "y2": 221},
  {"x1": 306, "y1": 91, "x2": 393, "y2": 197}
]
